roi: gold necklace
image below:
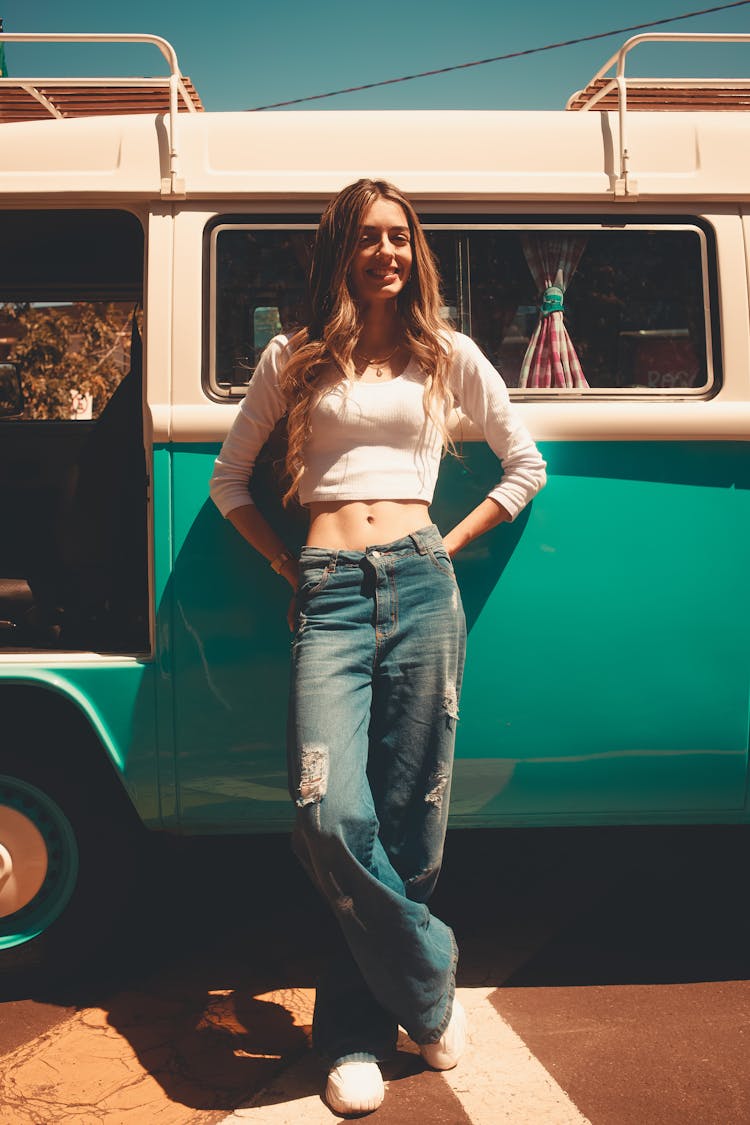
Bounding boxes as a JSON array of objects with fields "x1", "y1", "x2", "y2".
[{"x1": 353, "y1": 343, "x2": 401, "y2": 378}]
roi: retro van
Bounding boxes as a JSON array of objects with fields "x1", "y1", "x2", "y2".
[{"x1": 1, "y1": 31, "x2": 749, "y2": 968}]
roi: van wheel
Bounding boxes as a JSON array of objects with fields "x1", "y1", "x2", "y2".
[
  {"x1": 0, "y1": 756, "x2": 141, "y2": 979},
  {"x1": 0, "y1": 773, "x2": 79, "y2": 955}
]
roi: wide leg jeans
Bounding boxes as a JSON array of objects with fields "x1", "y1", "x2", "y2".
[{"x1": 287, "y1": 524, "x2": 467, "y2": 1065}]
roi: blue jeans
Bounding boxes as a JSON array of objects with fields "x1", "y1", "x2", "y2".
[{"x1": 287, "y1": 524, "x2": 466, "y2": 1065}]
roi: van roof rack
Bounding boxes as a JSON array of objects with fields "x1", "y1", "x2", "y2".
[
  {"x1": 0, "y1": 75, "x2": 203, "y2": 121},
  {"x1": 568, "y1": 77, "x2": 750, "y2": 113},
  {"x1": 567, "y1": 31, "x2": 750, "y2": 113},
  {"x1": 0, "y1": 32, "x2": 203, "y2": 123},
  {"x1": 567, "y1": 32, "x2": 750, "y2": 197},
  {"x1": 0, "y1": 33, "x2": 202, "y2": 197}
]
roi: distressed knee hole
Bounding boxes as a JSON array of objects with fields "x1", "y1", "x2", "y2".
[
  {"x1": 405, "y1": 864, "x2": 440, "y2": 889},
  {"x1": 441, "y1": 680, "x2": 459, "y2": 722},
  {"x1": 328, "y1": 873, "x2": 366, "y2": 930},
  {"x1": 337, "y1": 894, "x2": 355, "y2": 916},
  {"x1": 296, "y1": 743, "x2": 329, "y2": 807},
  {"x1": 425, "y1": 771, "x2": 450, "y2": 808}
]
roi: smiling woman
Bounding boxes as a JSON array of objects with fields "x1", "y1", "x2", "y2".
[
  {"x1": 349, "y1": 198, "x2": 413, "y2": 307},
  {"x1": 209, "y1": 177, "x2": 546, "y2": 1115}
]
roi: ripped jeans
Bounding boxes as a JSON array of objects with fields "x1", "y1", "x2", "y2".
[{"x1": 287, "y1": 524, "x2": 467, "y2": 1066}]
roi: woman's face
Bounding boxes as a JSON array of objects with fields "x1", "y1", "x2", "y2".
[{"x1": 349, "y1": 197, "x2": 413, "y2": 306}]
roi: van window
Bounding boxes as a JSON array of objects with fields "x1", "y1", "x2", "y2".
[
  {"x1": 0, "y1": 210, "x2": 148, "y2": 654},
  {"x1": 210, "y1": 225, "x2": 315, "y2": 393},
  {"x1": 440, "y1": 227, "x2": 712, "y2": 396},
  {"x1": 0, "y1": 210, "x2": 143, "y2": 420},
  {"x1": 208, "y1": 220, "x2": 713, "y2": 399}
]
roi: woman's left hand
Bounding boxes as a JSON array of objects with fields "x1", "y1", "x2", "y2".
[
  {"x1": 442, "y1": 497, "x2": 511, "y2": 558},
  {"x1": 442, "y1": 533, "x2": 460, "y2": 558}
]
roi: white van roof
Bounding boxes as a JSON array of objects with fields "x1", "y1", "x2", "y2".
[{"x1": 1, "y1": 30, "x2": 749, "y2": 203}]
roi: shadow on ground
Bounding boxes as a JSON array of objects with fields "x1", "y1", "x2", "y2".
[{"x1": 3, "y1": 825, "x2": 750, "y2": 1112}]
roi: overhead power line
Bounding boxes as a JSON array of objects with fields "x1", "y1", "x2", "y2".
[{"x1": 248, "y1": 0, "x2": 750, "y2": 111}]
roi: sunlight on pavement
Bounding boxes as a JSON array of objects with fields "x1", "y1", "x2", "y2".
[{"x1": 224, "y1": 987, "x2": 592, "y2": 1124}]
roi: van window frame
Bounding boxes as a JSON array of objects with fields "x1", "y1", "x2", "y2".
[
  {"x1": 204, "y1": 213, "x2": 720, "y2": 403},
  {"x1": 206, "y1": 220, "x2": 317, "y2": 401}
]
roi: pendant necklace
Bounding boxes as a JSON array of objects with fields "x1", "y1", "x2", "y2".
[{"x1": 354, "y1": 343, "x2": 400, "y2": 378}]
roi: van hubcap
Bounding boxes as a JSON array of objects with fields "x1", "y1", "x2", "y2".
[
  {"x1": 0, "y1": 776, "x2": 78, "y2": 949},
  {"x1": 0, "y1": 810, "x2": 48, "y2": 917}
]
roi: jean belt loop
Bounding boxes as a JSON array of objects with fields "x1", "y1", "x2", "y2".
[
  {"x1": 409, "y1": 529, "x2": 429, "y2": 555},
  {"x1": 329, "y1": 550, "x2": 339, "y2": 572}
]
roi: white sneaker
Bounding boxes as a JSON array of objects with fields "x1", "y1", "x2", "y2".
[
  {"x1": 325, "y1": 1060, "x2": 385, "y2": 1115},
  {"x1": 419, "y1": 998, "x2": 467, "y2": 1070}
]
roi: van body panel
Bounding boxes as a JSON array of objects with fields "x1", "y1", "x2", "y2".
[{"x1": 165, "y1": 439, "x2": 750, "y2": 830}]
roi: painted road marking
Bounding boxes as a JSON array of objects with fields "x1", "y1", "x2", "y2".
[
  {"x1": 222, "y1": 987, "x2": 592, "y2": 1124},
  {"x1": 223, "y1": 1052, "x2": 343, "y2": 1125},
  {"x1": 444, "y1": 987, "x2": 591, "y2": 1125}
]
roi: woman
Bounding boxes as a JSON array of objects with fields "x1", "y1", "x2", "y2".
[{"x1": 210, "y1": 179, "x2": 546, "y2": 1115}]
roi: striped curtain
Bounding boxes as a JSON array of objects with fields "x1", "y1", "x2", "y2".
[{"x1": 519, "y1": 235, "x2": 588, "y2": 389}]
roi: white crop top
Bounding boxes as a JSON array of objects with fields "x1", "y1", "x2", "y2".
[{"x1": 210, "y1": 332, "x2": 546, "y2": 521}]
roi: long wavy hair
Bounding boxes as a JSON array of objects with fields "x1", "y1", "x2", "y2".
[{"x1": 279, "y1": 178, "x2": 454, "y2": 505}]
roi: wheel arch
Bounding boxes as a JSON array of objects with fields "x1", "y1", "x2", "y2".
[{"x1": 0, "y1": 673, "x2": 138, "y2": 817}]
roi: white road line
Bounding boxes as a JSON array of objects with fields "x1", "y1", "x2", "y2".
[
  {"x1": 221, "y1": 987, "x2": 592, "y2": 1125},
  {"x1": 444, "y1": 987, "x2": 591, "y2": 1125},
  {"x1": 224, "y1": 1051, "x2": 335, "y2": 1125}
]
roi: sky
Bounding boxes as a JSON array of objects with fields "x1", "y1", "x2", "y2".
[{"x1": 2, "y1": 0, "x2": 749, "y2": 112}]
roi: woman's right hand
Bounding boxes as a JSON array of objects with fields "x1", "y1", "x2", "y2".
[
  {"x1": 287, "y1": 594, "x2": 297, "y2": 632},
  {"x1": 280, "y1": 559, "x2": 301, "y2": 632}
]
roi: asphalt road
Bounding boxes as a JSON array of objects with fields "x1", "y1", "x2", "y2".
[{"x1": 2, "y1": 824, "x2": 750, "y2": 1123}]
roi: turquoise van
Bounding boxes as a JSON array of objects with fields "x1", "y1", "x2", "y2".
[{"x1": 1, "y1": 32, "x2": 750, "y2": 967}]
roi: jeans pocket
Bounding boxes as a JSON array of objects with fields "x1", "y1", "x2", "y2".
[
  {"x1": 427, "y1": 546, "x2": 456, "y2": 581},
  {"x1": 297, "y1": 563, "x2": 332, "y2": 600}
]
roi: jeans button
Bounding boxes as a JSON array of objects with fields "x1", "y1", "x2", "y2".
[{"x1": 370, "y1": 550, "x2": 380, "y2": 559}]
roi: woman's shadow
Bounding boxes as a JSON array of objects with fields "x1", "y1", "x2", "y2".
[
  {"x1": 23, "y1": 832, "x2": 431, "y2": 1115},
  {"x1": 7, "y1": 822, "x2": 750, "y2": 1115}
]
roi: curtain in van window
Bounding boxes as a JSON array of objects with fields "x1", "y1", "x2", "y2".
[{"x1": 519, "y1": 235, "x2": 588, "y2": 389}]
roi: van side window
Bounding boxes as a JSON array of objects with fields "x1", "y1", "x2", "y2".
[
  {"x1": 208, "y1": 220, "x2": 714, "y2": 399},
  {"x1": 210, "y1": 226, "x2": 315, "y2": 394},
  {"x1": 0, "y1": 210, "x2": 143, "y2": 419},
  {"x1": 0, "y1": 210, "x2": 148, "y2": 653},
  {"x1": 449, "y1": 227, "x2": 712, "y2": 396}
]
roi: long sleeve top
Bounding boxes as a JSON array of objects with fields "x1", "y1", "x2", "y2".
[{"x1": 210, "y1": 331, "x2": 546, "y2": 520}]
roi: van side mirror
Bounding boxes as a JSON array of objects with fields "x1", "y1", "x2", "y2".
[{"x1": 0, "y1": 364, "x2": 23, "y2": 417}]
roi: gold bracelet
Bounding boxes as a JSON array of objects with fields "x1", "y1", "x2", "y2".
[{"x1": 269, "y1": 549, "x2": 292, "y2": 574}]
